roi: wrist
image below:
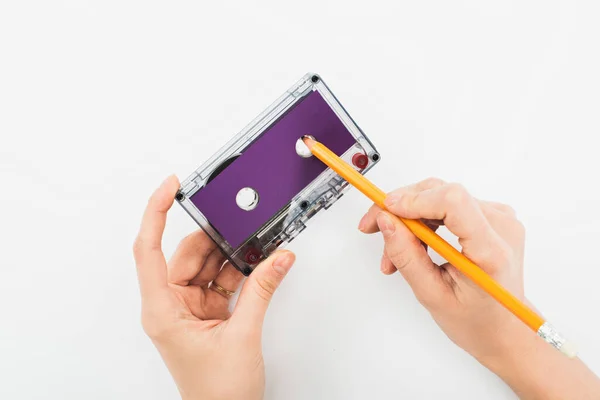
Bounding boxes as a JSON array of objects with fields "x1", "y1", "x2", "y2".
[
  {"x1": 476, "y1": 322, "x2": 555, "y2": 399},
  {"x1": 476, "y1": 322, "x2": 541, "y2": 378},
  {"x1": 472, "y1": 299, "x2": 545, "y2": 375},
  {"x1": 476, "y1": 321, "x2": 600, "y2": 400}
]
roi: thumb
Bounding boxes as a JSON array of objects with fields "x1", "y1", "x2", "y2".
[
  {"x1": 232, "y1": 250, "x2": 295, "y2": 328},
  {"x1": 376, "y1": 211, "x2": 448, "y2": 306}
]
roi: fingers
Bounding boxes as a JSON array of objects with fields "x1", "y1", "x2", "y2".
[
  {"x1": 168, "y1": 230, "x2": 218, "y2": 286},
  {"x1": 384, "y1": 183, "x2": 511, "y2": 275},
  {"x1": 479, "y1": 201, "x2": 525, "y2": 262},
  {"x1": 380, "y1": 254, "x2": 396, "y2": 275},
  {"x1": 189, "y1": 248, "x2": 227, "y2": 287},
  {"x1": 479, "y1": 201, "x2": 518, "y2": 228},
  {"x1": 232, "y1": 251, "x2": 295, "y2": 329},
  {"x1": 133, "y1": 175, "x2": 179, "y2": 299},
  {"x1": 360, "y1": 178, "x2": 520, "y2": 281},
  {"x1": 359, "y1": 178, "x2": 446, "y2": 234},
  {"x1": 210, "y1": 262, "x2": 245, "y2": 297},
  {"x1": 385, "y1": 183, "x2": 489, "y2": 239},
  {"x1": 358, "y1": 203, "x2": 383, "y2": 233},
  {"x1": 376, "y1": 211, "x2": 449, "y2": 305},
  {"x1": 480, "y1": 200, "x2": 516, "y2": 217}
]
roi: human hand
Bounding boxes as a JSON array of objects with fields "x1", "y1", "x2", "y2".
[
  {"x1": 359, "y1": 178, "x2": 600, "y2": 399},
  {"x1": 133, "y1": 176, "x2": 295, "y2": 400},
  {"x1": 359, "y1": 178, "x2": 527, "y2": 361}
]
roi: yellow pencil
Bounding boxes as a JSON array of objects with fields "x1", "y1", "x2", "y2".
[{"x1": 302, "y1": 136, "x2": 576, "y2": 357}]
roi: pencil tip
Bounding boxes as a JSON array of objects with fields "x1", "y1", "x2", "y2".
[{"x1": 301, "y1": 135, "x2": 316, "y2": 150}]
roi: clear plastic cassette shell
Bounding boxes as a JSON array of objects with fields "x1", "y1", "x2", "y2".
[{"x1": 177, "y1": 73, "x2": 380, "y2": 275}]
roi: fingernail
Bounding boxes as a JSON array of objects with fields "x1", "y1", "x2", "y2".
[
  {"x1": 161, "y1": 174, "x2": 178, "y2": 188},
  {"x1": 272, "y1": 252, "x2": 294, "y2": 274},
  {"x1": 380, "y1": 255, "x2": 387, "y2": 273},
  {"x1": 358, "y1": 213, "x2": 368, "y2": 232},
  {"x1": 384, "y1": 194, "x2": 402, "y2": 208},
  {"x1": 376, "y1": 213, "x2": 395, "y2": 238}
]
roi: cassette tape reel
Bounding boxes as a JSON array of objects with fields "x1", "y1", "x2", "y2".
[{"x1": 176, "y1": 73, "x2": 380, "y2": 275}]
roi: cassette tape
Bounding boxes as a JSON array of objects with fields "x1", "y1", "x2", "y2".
[{"x1": 176, "y1": 73, "x2": 380, "y2": 275}]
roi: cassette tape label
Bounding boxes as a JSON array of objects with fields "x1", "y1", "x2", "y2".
[{"x1": 190, "y1": 90, "x2": 355, "y2": 248}]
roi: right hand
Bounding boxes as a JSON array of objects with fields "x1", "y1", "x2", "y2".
[
  {"x1": 358, "y1": 178, "x2": 600, "y2": 399},
  {"x1": 358, "y1": 177, "x2": 529, "y2": 362}
]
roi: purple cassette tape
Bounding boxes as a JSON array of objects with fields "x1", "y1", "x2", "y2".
[{"x1": 176, "y1": 73, "x2": 380, "y2": 275}]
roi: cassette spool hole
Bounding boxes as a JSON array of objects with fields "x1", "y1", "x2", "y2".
[
  {"x1": 296, "y1": 135, "x2": 315, "y2": 158},
  {"x1": 236, "y1": 187, "x2": 260, "y2": 211}
]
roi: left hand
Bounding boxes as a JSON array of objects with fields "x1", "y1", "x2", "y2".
[{"x1": 133, "y1": 175, "x2": 296, "y2": 400}]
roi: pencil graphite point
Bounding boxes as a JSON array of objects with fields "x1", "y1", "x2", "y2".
[{"x1": 302, "y1": 135, "x2": 316, "y2": 151}]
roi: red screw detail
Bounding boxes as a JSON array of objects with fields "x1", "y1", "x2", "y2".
[
  {"x1": 352, "y1": 153, "x2": 369, "y2": 169},
  {"x1": 244, "y1": 248, "x2": 262, "y2": 265}
]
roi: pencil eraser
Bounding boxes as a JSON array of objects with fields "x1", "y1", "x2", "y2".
[{"x1": 560, "y1": 340, "x2": 578, "y2": 358}]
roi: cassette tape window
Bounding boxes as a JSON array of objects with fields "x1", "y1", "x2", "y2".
[{"x1": 176, "y1": 73, "x2": 380, "y2": 274}]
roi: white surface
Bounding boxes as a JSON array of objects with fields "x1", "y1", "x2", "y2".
[{"x1": 1, "y1": 1, "x2": 599, "y2": 399}]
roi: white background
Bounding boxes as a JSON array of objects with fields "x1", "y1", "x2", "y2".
[{"x1": 1, "y1": 1, "x2": 599, "y2": 399}]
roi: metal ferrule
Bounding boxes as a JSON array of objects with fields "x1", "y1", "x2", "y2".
[{"x1": 537, "y1": 322, "x2": 566, "y2": 350}]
